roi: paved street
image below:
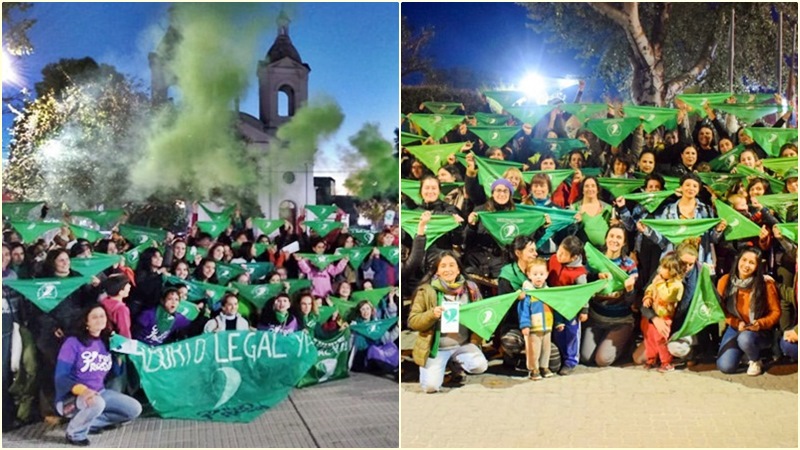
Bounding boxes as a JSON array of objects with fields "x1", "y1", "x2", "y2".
[{"x1": 2, "y1": 372, "x2": 398, "y2": 448}]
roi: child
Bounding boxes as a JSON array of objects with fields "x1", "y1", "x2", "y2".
[
  {"x1": 642, "y1": 254, "x2": 685, "y2": 372},
  {"x1": 518, "y1": 258, "x2": 554, "y2": 380},
  {"x1": 547, "y1": 236, "x2": 588, "y2": 376}
]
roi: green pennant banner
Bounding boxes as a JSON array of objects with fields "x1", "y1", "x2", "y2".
[
  {"x1": 468, "y1": 126, "x2": 520, "y2": 148},
  {"x1": 524, "y1": 279, "x2": 609, "y2": 320},
  {"x1": 756, "y1": 193, "x2": 798, "y2": 222},
  {"x1": 482, "y1": 90, "x2": 526, "y2": 111},
  {"x1": 526, "y1": 138, "x2": 587, "y2": 160},
  {"x1": 731, "y1": 93, "x2": 774, "y2": 104},
  {"x1": 734, "y1": 164, "x2": 784, "y2": 193},
  {"x1": 399, "y1": 209, "x2": 459, "y2": 250},
  {"x1": 304, "y1": 220, "x2": 343, "y2": 238},
  {"x1": 597, "y1": 177, "x2": 646, "y2": 198},
  {"x1": 405, "y1": 142, "x2": 465, "y2": 172},
  {"x1": 69, "y1": 209, "x2": 126, "y2": 229},
  {"x1": 585, "y1": 117, "x2": 641, "y2": 147},
  {"x1": 337, "y1": 246, "x2": 373, "y2": 269},
  {"x1": 473, "y1": 112, "x2": 510, "y2": 126},
  {"x1": 641, "y1": 218, "x2": 721, "y2": 244},
  {"x1": 124, "y1": 241, "x2": 156, "y2": 268},
  {"x1": 422, "y1": 101, "x2": 462, "y2": 114},
  {"x1": 199, "y1": 203, "x2": 236, "y2": 222},
  {"x1": 623, "y1": 105, "x2": 679, "y2": 133},
  {"x1": 670, "y1": 266, "x2": 725, "y2": 341},
  {"x1": 305, "y1": 205, "x2": 338, "y2": 220},
  {"x1": 559, "y1": 103, "x2": 609, "y2": 123},
  {"x1": 70, "y1": 254, "x2": 122, "y2": 277},
  {"x1": 350, "y1": 317, "x2": 399, "y2": 341},
  {"x1": 584, "y1": 243, "x2": 629, "y2": 295},
  {"x1": 163, "y1": 275, "x2": 228, "y2": 303},
  {"x1": 3, "y1": 201, "x2": 44, "y2": 221},
  {"x1": 377, "y1": 246, "x2": 400, "y2": 266},
  {"x1": 761, "y1": 157, "x2": 799, "y2": 177},
  {"x1": 743, "y1": 128, "x2": 799, "y2": 157},
  {"x1": 506, "y1": 105, "x2": 556, "y2": 126},
  {"x1": 406, "y1": 113, "x2": 465, "y2": 141},
  {"x1": 119, "y1": 224, "x2": 167, "y2": 246},
  {"x1": 251, "y1": 218, "x2": 283, "y2": 236},
  {"x1": 111, "y1": 331, "x2": 317, "y2": 422},
  {"x1": 521, "y1": 169, "x2": 574, "y2": 193},
  {"x1": 711, "y1": 103, "x2": 780, "y2": 124},
  {"x1": 675, "y1": 93, "x2": 732, "y2": 118},
  {"x1": 349, "y1": 228, "x2": 375, "y2": 246},
  {"x1": 196, "y1": 220, "x2": 230, "y2": 237},
  {"x1": 401, "y1": 131, "x2": 426, "y2": 146},
  {"x1": 216, "y1": 263, "x2": 247, "y2": 285},
  {"x1": 296, "y1": 328, "x2": 350, "y2": 388},
  {"x1": 708, "y1": 145, "x2": 747, "y2": 172},
  {"x1": 713, "y1": 199, "x2": 763, "y2": 241},
  {"x1": 285, "y1": 279, "x2": 312, "y2": 295},
  {"x1": 776, "y1": 223, "x2": 798, "y2": 243},
  {"x1": 458, "y1": 291, "x2": 519, "y2": 341},
  {"x1": 231, "y1": 282, "x2": 283, "y2": 310},
  {"x1": 696, "y1": 172, "x2": 748, "y2": 196},
  {"x1": 297, "y1": 253, "x2": 346, "y2": 270},
  {"x1": 329, "y1": 296, "x2": 358, "y2": 319},
  {"x1": 351, "y1": 286, "x2": 393, "y2": 308},
  {"x1": 477, "y1": 210, "x2": 546, "y2": 246},
  {"x1": 5, "y1": 277, "x2": 94, "y2": 313},
  {"x1": 516, "y1": 204, "x2": 577, "y2": 248},
  {"x1": 621, "y1": 190, "x2": 676, "y2": 213},
  {"x1": 68, "y1": 224, "x2": 104, "y2": 242},
  {"x1": 10, "y1": 221, "x2": 62, "y2": 243}
]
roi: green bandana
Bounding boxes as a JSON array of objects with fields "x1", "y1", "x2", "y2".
[
  {"x1": 401, "y1": 131, "x2": 426, "y2": 146},
  {"x1": 482, "y1": 90, "x2": 526, "y2": 111},
  {"x1": 585, "y1": 117, "x2": 641, "y2": 147},
  {"x1": 119, "y1": 224, "x2": 167, "y2": 246},
  {"x1": 285, "y1": 278, "x2": 312, "y2": 295},
  {"x1": 69, "y1": 209, "x2": 125, "y2": 229},
  {"x1": 675, "y1": 93, "x2": 732, "y2": 118},
  {"x1": 297, "y1": 253, "x2": 346, "y2": 270},
  {"x1": 175, "y1": 301, "x2": 200, "y2": 321},
  {"x1": 468, "y1": 126, "x2": 520, "y2": 148},
  {"x1": 761, "y1": 157, "x2": 798, "y2": 177},
  {"x1": 711, "y1": 103, "x2": 780, "y2": 124},
  {"x1": 731, "y1": 93, "x2": 774, "y2": 104},
  {"x1": 458, "y1": 291, "x2": 519, "y2": 341},
  {"x1": 377, "y1": 246, "x2": 400, "y2": 266},
  {"x1": 3, "y1": 201, "x2": 44, "y2": 221},
  {"x1": 406, "y1": 113, "x2": 465, "y2": 141},
  {"x1": 524, "y1": 279, "x2": 609, "y2": 320},
  {"x1": 399, "y1": 209, "x2": 459, "y2": 250},
  {"x1": 155, "y1": 304, "x2": 176, "y2": 333},
  {"x1": 304, "y1": 220, "x2": 343, "y2": 238},
  {"x1": 216, "y1": 263, "x2": 247, "y2": 285},
  {"x1": 231, "y1": 282, "x2": 283, "y2": 309},
  {"x1": 305, "y1": 204, "x2": 338, "y2": 220},
  {"x1": 622, "y1": 105, "x2": 679, "y2": 133},
  {"x1": 516, "y1": 204, "x2": 577, "y2": 248},
  {"x1": 317, "y1": 305, "x2": 337, "y2": 324},
  {"x1": 196, "y1": 219, "x2": 229, "y2": 237},
  {"x1": 351, "y1": 286, "x2": 393, "y2": 308},
  {"x1": 559, "y1": 103, "x2": 608, "y2": 123},
  {"x1": 742, "y1": 128, "x2": 799, "y2": 157},
  {"x1": 756, "y1": 193, "x2": 798, "y2": 222},
  {"x1": 5, "y1": 276, "x2": 93, "y2": 313},
  {"x1": 405, "y1": 142, "x2": 465, "y2": 172},
  {"x1": 10, "y1": 221, "x2": 61, "y2": 243},
  {"x1": 696, "y1": 172, "x2": 748, "y2": 196},
  {"x1": 641, "y1": 218, "x2": 721, "y2": 244},
  {"x1": 521, "y1": 169, "x2": 574, "y2": 193},
  {"x1": 124, "y1": 241, "x2": 156, "y2": 268},
  {"x1": 422, "y1": 101, "x2": 462, "y2": 114},
  {"x1": 713, "y1": 199, "x2": 763, "y2": 241},
  {"x1": 198, "y1": 203, "x2": 236, "y2": 222},
  {"x1": 473, "y1": 112, "x2": 510, "y2": 126},
  {"x1": 581, "y1": 209, "x2": 611, "y2": 247},
  {"x1": 350, "y1": 317, "x2": 398, "y2": 341},
  {"x1": 477, "y1": 210, "x2": 546, "y2": 246},
  {"x1": 584, "y1": 243, "x2": 629, "y2": 295},
  {"x1": 187, "y1": 245, "x2": 208, "y2": 261},
  {"x1": 337, "y1": 246, "x2": 373, "y2": 269},
  {"x1": 251, "y1": 218, "x2": 283, "y2": 236},
  {"x1": 328, "y1": 296, "x2": 357, "y2": 319},
  {"x1": 70, "y1": 254, "x2": 122, "y2": 277},
  {"x1": 455, "y1": 152, "x2": 524, "y2": 196},
  {"x1": 526, "y1": 138, "x2": 587, "y2": 160},
  {"x1": 621, "y1": 190, "x2": 675, "y2": 213},
  {"x1": 597, "y1": 178, "x2": 645, "y2": 199},
  {"x1": 708, "y1": 145, "x2": 747, "y2": 172},
  {"x1": 506, "y1": 105, "x2": 556, "y2": 127},
  {"x1": 68, "y1": 224, "x2": 104, "y2": 242},
  {"x1": 670, "y1": 265, "x2": 725, "y2": 341},
  {"x1": 163, "y1": 275, "x2": 227, "y2": 303},
  {"x1": 734, "y1": 164, "x2": 784, "y2": 193},
  {"x1": 349, "y1": 228, "x2": 375, "y2": 246},
  {"x1": 776, "y1": 223, "x2": 798, "y2": 243},
  {"x1": 274, "y1": 310, "x2": 289, "y2": 324}
]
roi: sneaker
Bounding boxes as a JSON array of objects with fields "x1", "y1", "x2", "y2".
[
  {"x1": 66, "y1": 435, "x2": 90, "y2": 447},
  {"x1": 642, "y1": 360, "x2": 657, "y2": 370},
  {"x1": 529, "y1": 370, "x2": 543, "y2": 381},
  {"x1": 558, "y1": 365, "x2": 574, "y2": 376},
  {"x1": 658, "y1": 364, "x2": 675, "y2": 373},
  {"x1": 541, "y1": 368, "x2": 555, "y2": 378},
  {"x1": 747, "y1": 360, "x2": 762, "y2": 376}
]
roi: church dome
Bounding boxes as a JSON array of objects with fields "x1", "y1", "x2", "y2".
[{"x1": 266, "y1": 34, "x2": 303, "y2": 64}]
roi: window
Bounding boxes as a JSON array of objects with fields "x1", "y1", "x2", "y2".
[{"x1": 277, "y1": 85, "x2": 294, "y2": 117}]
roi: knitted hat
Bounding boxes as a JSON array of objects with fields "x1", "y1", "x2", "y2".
[{"x1": 491, "y1": 178, "x2": 515, "y2": 196}]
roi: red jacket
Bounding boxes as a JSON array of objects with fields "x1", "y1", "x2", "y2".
[{"x1": 547, "y1": 255, "x2": 587, "y2": 287}]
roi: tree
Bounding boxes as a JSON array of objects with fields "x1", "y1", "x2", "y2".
[
  {"x1": 35, "y1": 57, "x2": 126, "y2": 98},
  {"x1": 401, "y1": 15, "x2": 436, "y2": 83},
  {"x1": 2, "y1": 2, "x2": 35, "y2": 56},
  {"x1": 520, "y1": 3, "x2": 797, "y2": 105}
]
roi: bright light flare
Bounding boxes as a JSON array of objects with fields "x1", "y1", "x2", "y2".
[
  {"x1": 2, "y1": 51, "x2": 17, "y2": 85},
  {"x1": 557, "y1": 78, "x2": 580, "y2": 89},
  {"x1": 518, "y1": 73, "x2": 549, "y2": 105}
]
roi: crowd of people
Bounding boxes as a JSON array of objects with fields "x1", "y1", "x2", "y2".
[
  {"x1": 2, "y1": 202, "x2": 399, "y2": 444},
  {"x1": 400, "y1": 87, "x2": 798, "y2": 393}
]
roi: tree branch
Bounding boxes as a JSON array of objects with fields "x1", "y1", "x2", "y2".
[
  {"x1": 665, "y1": 32, "x2": 719, "y2": 101},
  {"x1": 588, "y1": 2, "x2": 629, "y2": 28},
  {"x1": 652, "y1": 3, "x2": 671, "y2": 55},
  {"x1": 590, "y1": 2, "x2": 656, "y2": 69}
]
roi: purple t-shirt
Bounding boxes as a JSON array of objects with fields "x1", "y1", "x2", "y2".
[{"x1": 55, "y1": 337, "x2": 113, "y2": 402}]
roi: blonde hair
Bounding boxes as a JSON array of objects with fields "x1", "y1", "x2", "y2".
[
  {"x1": 526, "y1": 257, "x2": 548, "y2": 275},
  {"x1": 676, "y1": 238, "x2": 700, "y2": 258},
  {"x1": 659, "y1": 253, "x2": 684, "y2": 280}
]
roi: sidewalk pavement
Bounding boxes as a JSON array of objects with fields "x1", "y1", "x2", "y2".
[{"x1": 2, "y1": 372, "x2": 398, "y2": 448}]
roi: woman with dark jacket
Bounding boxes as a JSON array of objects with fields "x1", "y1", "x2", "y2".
[
  {"x1": 128, "y1": 247, "x2": 166, "y2": 321},
  {"x1": 463, "y1": 178, "x2": 516, "y2": 278},
  {"x1": 403, "y1": 175, "x2": 465, "y2": 268}
]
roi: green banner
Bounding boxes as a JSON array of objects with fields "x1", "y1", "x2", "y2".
[
  {"x1": 111, "y1": 331, "x2": 316, "y2": 422},
  {"x1": 124, "y1": 241, "x2": 156, "y2": 268},
  {"x1": 597, "y1": 177, "x2": 646, "y2": 199},
  {"x1": 743, "y1": 128, "x2": 798, "y2": 157},
  {"x1": 231, "y1": 282, "x2": 283, "y2": 310},
  {"x1": 559, "y1": 103, "x2": 608, "y2": 123},
  {"x1": 521, "y1": 169, "x2": 574, "y2": 193},
  {"x1": 196, "y1": 220, "x2": 229, "y2": 237},
  {"x1": 68, "y1": 224, "x2": 105, "y2": 242},
  {"x1": 477, "y1": 210, "x2": 546, "y2": 246},
  {"x1": 199, "y1": 203, "x2": 236, "y2": 222},
  {"x1": 297, "y1": 253, "x2": 346, "y2": 270},
  {"x1": 761, "y1": 157, "x2": 799, "y2": 177},
  {"x1": 482, "y1": 90, "x2": 526, "y2": 111},
  {"x1": 69, "y1": 209, "x2": 125, "y2": 229},
  {"x1": 70, "y1": 254, "x2": 121, "y2": 278},
  {"x1": 422, "y1": 101, "x2": 462, "y2": 114},
  {"x1": 304, "y1": 220, "x2": 343, "y2": 238},
  {"x1": 640, "y1": 218, "x2": 721, "y2": 244},
  {"x1": 296, "y1": 328, "x2": 351, "y2": 388},
  {"x1": 516, "y1": 204, "x2": 577, "y2": 248},
  {"x1": 621, "y1": 190, "x2": 675, "y2": 213},
  {"x1": 405, "y1": 142, "x2": 465, "y2": 172},
  {"x1": 119, "y1": 224, "x2": 167, "y2": 246},
  {"x1": 3, "y1": 201, "x2": 44, "y2": 221},
  {"x1": 776, "y1": 223, "x2": 798, "y2": 243},
  {"x1": 708, "y1": 145, "x2": 747, "y2": 172},
  {"x1": 401, "y1": 131, "x2": 426, "y2": 146},
  {"x1": 399, "y1": 209, "x2": 459, "y2": 250},
  {"x1": 351, "y1": 286, "x2": 393, "y2": 308},
  {"x1": 458, "y1": 291, "x2": 519, "y2": 341},
  {"x1": 349, "y1": 228, "x2": 375, "y2": 246},
  {"x1": 623, "y1": 105, "x2": 679, "y2": 133},
  {"x1": 675, "y1": 93, "x2": 732, "y2": 118},
  {"x1": 10, "y1": 221, "x2": 61, "y2": 243},
  {"x1": 585, "y1": 117, "x2": 641, "y2": 147},
  {"x1": 734, "y1": 164, "x2": 784, "y2": 193},
  {"x1": 5, "y1": 276, "x2": 93, "y2": 313},
  {"x1": 350, "y1": 317, "x2": 399, "y2": 341},
  {"x1": 670, "y1": 266, "x2": 725, "y2": 341},
  {"x1": 756, "y1": 193, "x2": 798, "y2": 222},
  {"x1": 473, "y1": 112, "x2": 509, "y2": 126},
  {"x1": 711, "y1": 103, "x2": 780, "y2": 124},
  {"x1": 584, "y1": 242, "x2": 629, "y2": 295},
  {"x1": 377, "y1": 246, "x2": 400, "y2": 266},
  {"x1": 305, "y1": 205, "x2": 338, "y2": 220},
  {"x1": 468, "y1": 126, "x2": 520, "y2": 148},
  {"x1": 696, "y1": 172, "x2": 748, "y2": 196},
  {"x1": 216, "y1": 263, "x2": 247, "y2": 285},
  {"x1": 713, "y1": 199, "x2": 763, "y2": 241},
  {"x1": 251, "y1": 218, "x2": 283, "y2": 237},
  {"x1": 163, "y1": 275, "x2": 228, "y2": 303},
  {"x1": 506, "y1": 105, "x2": 556, "y2": 127},
  {"x1": 524, "y1": 279, "x2": 609, "y2": 320},
  {"x1": 406, "y1": 113, "x2": 465, "y2": 141},
  {"x1": 337, "y1": 246, "x2": 373, "y2": 269}
]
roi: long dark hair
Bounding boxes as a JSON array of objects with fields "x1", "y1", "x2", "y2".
[
  {"x1": 75, "y1": 305, "x2": 112, "y2": 347},
  {"x1": 259, "y1": 294, "x2": 304, "y2": 331},
  {"x1": 724, "y1": 247, "x2": 767, "y2": 320},
  {"x1": 136, "y1": 247, "x2": 162, "y2": 274},
  {"x1": 422, "y1": 250, "x2": 463, "y2": 283},
  {"x1": 42, "y1": 248, "x2": 72, "y2": 278},
  {"x1": 603, "y1": 224, "x2": 630, "y2": 257}
]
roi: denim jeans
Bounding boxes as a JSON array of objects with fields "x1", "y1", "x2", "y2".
[
  {"x1": 552, "y1": 318, "x2": 580, "y2": 368},
  {"x1": 716, "y1": 326, "x2": 771, "y2": 374},
  {"x1": 780, "y1": 339, "x2": 798, "y2": 362},
  {"x1": 419, "y1": 343, "x2": 487, "y2": 393},
  {"x1": 57, "y1": 389, "x2": 142, "y2": 440}
]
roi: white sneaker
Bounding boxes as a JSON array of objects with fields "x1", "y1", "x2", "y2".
[{"x1": 746, "y1": 360, "x2": 762, "y2": 376}]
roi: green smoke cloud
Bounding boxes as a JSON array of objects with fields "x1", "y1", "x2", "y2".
[{"x1": 343, "y1": 123, "x2": 398, "y2": 199}]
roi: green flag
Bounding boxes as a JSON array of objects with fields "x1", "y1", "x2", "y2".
[
  {"x1": 350, "y1": 317, "x2": 399, "y2": 341},
  {"x1": 559, "y1": 103, "x2": 608, "y2": 123},
  {"x1": 111, "y1": 331, "x2": 317, "y2": 422},
  {"x1": 585, "y1": 117, "x2": 641, "y2": 147},
  {"x1": 305, "y1": 204, "x2": 338, "y2": 220},
  {"x1": 713, "y1": 199, "x2": 763, "y2": 241},
  {"x1": 468, "y1": 126, "x2": 520, "y2": 148},
  {"x1": 401, "y1": 131, "x2": 426, "y2": 146},
  {"x1": 455, "y1": 152, "x2": 524, "y2": 196},
  {"x1": 216, "y1": 263, "x2": 247, "y2": 285},
  {"x1": 660, "y1": 175, "x2": 682, "y2": 191},
  {"x1": 296, "y1": 328, "x2": 350, "y2": 388},
  {"x1": 401, "y1": 179, "x2": 426, "y2": 205},
  {"x1": 675, "y1": 93, "x2": 732, "y2": 118},
  {"x1": 458, "y1": 291, "x2": 519, "y2": 341},
  {"x1": 68, "y1": 224, "x2": 104, "y2": 242},
  {"x1": 337, "y1": 246, "x2": 373, "y2": 269},
  {"x1": 316, "y1": 305, "x2": 337, "y2": 325},
  {"x1": 187, "y1": 245, "x2": 208, "y2": 261},
  {"x1": 581, "y1": 167, "x2": 604, "y2": 178},
  {"x1": 708, "y1": 145, "x2": 748, "y2": 172},
  {"x1": 5, "y1": 277, "x2": 93, "y2": 313},
  {"x1": 198, "y1": 203, "x2": 236, "y2": 222},
  {"x1": 473, "y1": 112, "x2": 509, "y2": 126},
  {"x1": 297, "y1": 253, "x2": 345, "y2": 270},
  {"x1": 597, "y1": 177, "x2": 646, "y2": 198},
  {"x1": 406, "y1": 113, "x2": 465, "y2": 141},
  {"x1": 351, "y1": 286, "x2": 393, "y2": 308},
  {"x1": 405, "y1": 142, "x2": 465, "y2": 172},
  {"x1": 285, "y1": 278, "x2": 312, "y2": 295},
  {"x1": 756, "y1": 193, "x2": 798, "y2": 221},
  {"x1": 10, "y1": 221, "x2": 61, "y2": 243},
  {"x1": 349, "y1": 228, "x2": 375, "y2": 246},
  {"x1": 641, "y1": 218, "x2": 721, "y2": 244},
  {"x1": 69, "y1": 209, "x2": 125, "y2": 229},
  {"x1": 196, "y1": 220, "x2": 230, "y2": 237},
  {"x1": 731, "y1": 93, "x2": 774, "y2": 104},
  {"x1": 70, "y1": 254, "x2": 121, "y2": 277},
  {"x1": 240, "y1": 262, "x2": 274, "y2": 282},
  {"x1": 399, "y1": 209, "x2": 459, "y2": 250},
  {"x1": 742, "y1": 128, "x2": 798, "y2": 157},
  {"x1": 623, "y1": 105, "x2": 679, "y2": 133},
  {"x1": 526, "y1": 138, "x2": 587, "y2": 160},
  {"x1": 622, "y1": 190, "x2": 676, "y2": 213},
  {"x1": 251, "y1": 218, "x2": 283, "y2": 236},
  {"x1": 506, "y1": 105, "x2": 556, "y2": 126},
  {"x1": 477, "y1": 210, "x2": 546, "y2": 246},
  {"x1": 231, "y1": 282, "x2": 283, "y2": 309},
  {"x1": 377, "y1": 246, "x2": 400, "y2": 265},
  {"x1": 163, "y1": 275, "x2": 228, "y2": 303},
  {"x1": 422, "y1": 101, "x2": 462, "y2": 114},
  {"x1": 304, "y1": 220, "x2": 343, "y2": 237},
  {"x1": 175, "y1": 301, "x2": 200, "y2": 321},
  {"x1": 711, "y1": 103, "x2": 780, "y2": 124},
  {"x1": 329, "y1": 296, "x2": 358, "y2": 319},
  {"x1": 670, "y1": 266, "x2": 725, "y2": 341},
  {"x1": 695, "y1": 172, "x2": 748, "y2": 196},
  {"x1": 776, "y1": 223, "x2": 798, "y2": 243},
  {"x1": 516, "y1": 204, "x2": 576, "y2": 248},
  {"x1": 584, "y1": 242, "x2": 629, "y2": 295},
  {"x1": 524, "y1": 279, "x2": 609, "y2": 320},
  {"x1": 124, "y1": 241, "x2": 156, "y2": 268},
  {"x1": 119, "y1": 224, "x2": 166, "y2": 246},
  {"x1": 482, "y1": 90, "x2": 526, "y2": 111},
  {"x1": 761, "y1": 157, "x2": 799, "y2": 177},
  {"x1": 734, "y1": 164, "x2": 784, "y2": 193},
  {"x1": 521, "y1": 169, "x2": 574, "y2": 193},
  {"x1": 3, "y1": 201, "x2": 44, "y2": 221}
]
